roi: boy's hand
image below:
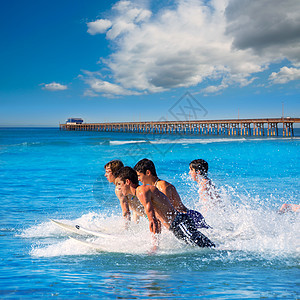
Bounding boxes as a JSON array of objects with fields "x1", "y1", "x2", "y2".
[{"x1": 149, "y1": 219, "x2": 161, "y2": 234}]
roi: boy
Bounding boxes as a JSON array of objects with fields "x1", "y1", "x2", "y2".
[
  {"x1": 115, "y1": 166, "x2": 215, "y2": 249},
  {"x1": 104, "y1": 160, "x2": 146, "y2": 226},
  {"x1": 278, "y1": 203, "x2": 300, "y2": 213},
  {"x1": 134, "y1": 158, "x2": 211, "y2": 229},
  {"x1": 189, "y1": 159, "x2": 221, "y2": 213}
]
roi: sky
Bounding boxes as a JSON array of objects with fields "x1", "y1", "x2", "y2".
[{"x1": 1, "y1": 0, "x2": 300, "y2": 126}]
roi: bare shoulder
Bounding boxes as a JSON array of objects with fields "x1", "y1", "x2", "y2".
[
  {"x1": 136, "y1": 185, "x2": 160, "y2": 200},
  {"x1": 157, "y1": 180, "x2": 177, "y2": 194},
  {"x1": 115, "y1": 186, "x2": 127, "y2": 200},
  {"x1": 156, "y1": 180, "x2": 172, "y2": 189},
  {"x1": 136, "y1": 185, "x2": 155, "y2": 194}
]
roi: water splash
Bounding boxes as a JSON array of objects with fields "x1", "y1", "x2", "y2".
[{"x1": 23, "y1": 200, "x2": 299, "y2": 259}]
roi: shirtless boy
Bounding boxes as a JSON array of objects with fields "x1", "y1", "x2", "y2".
[
  {"x1": 134, "y1": 158, "x2": 211, "y2": 229},
  {"x1": 104, "y1": 160, "x2": 145, "y2": 225},
  {"x1": 278, "y1": 203, "x2": 300, "y2": 213},
  {"x1": 115, "y1": 166, "x2": 215, "y2": 249},
  {"x1": 189, "y1": 159, "x2": 221, "y2": 213}
]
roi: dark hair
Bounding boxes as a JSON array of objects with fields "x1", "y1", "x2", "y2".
[
  {"x1": 134, "y1": 158, "x2": 157, "y2": 176},
  {"x1": 104, "y1": 160, "x2": 124, "y2": 177},
  {"x1": 189, "y1": 159, "x2": 208, "y2": 176},
  {"x1": 115, "y1": 166, "x2": 139, "y2": 185}
]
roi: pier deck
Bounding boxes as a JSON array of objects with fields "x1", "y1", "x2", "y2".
[{"x1": 60, "y1": 118, "x2": 300, "y2": 137}]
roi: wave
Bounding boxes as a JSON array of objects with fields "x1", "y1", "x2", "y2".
[
  {"x1": 2, "y1": 136, "x2": 298, "y2": 149},
  {"x1": 105, "y1": 137, "x2": 300, "y2": 147},
  {"x1": 151, "y1": 138, "x2": 247, "y2": 144},
  {"x1": 109, "y1": 140, "x2": 150, "y2": 145},
  {"x1": 150, "y1": 137, "x2": 300, "y2": 145},
  {"x1": 26, "y1": 213, "x2": 181, "y2": 257},
  {"x1": 1, "y1": 141, "x2": 74, "y2": 148}
]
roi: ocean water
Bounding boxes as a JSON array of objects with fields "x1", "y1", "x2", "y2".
[{"x1": 0, "y1": 127, "x2": 299, "y2": 299}]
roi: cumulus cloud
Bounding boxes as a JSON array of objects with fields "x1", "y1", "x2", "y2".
[
  {"x1": 226, "y1": 0, "x2": 300, "y2": 62},
  {"x1": 269, "y1": 66, "x2": 300, "y2": 84},
  {"x1": 87, "y1": 1, "x2": 151, "y2": 39},
  {"x1": 42, "y1": 82, "x2": 68, "y2": 91},
  {"x1": 84, "y1": 0, "x2": 300, "y2": 97},
  {"x1": 82, "y1": 71, "x2": 141, "y2": 97},
  {"x1": 87, "y1": 19, "x2": 112, "y2": 35},
  {"x1": 202, "y1": 82, "x2": 229, "y2": 94}
]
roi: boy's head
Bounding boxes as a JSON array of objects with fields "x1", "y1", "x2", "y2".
[
  {"x1": 134, "y1": 158, "x2": 157, "y2": 184},
  {"x1": 115, "y1": 166, "x2": 139, "y2": 195},
  {"x1": 115, "y1": 166, "x2": 139, "y2": 185},
  {"x1": 134, "y1": 158, "x2": 157, "y2": 176},
  {"x1": 104, "y1": 160, "x2": 124, "y2": 183},
  {"x1": 189, "y1": 159, "x2": 208, "y2": 177}
]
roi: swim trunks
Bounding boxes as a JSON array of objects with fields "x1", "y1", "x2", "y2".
[
  {"x1": 169, "y1": 213, "x2": 215, "y2": 248},
  {"x1": 186, "y1": 210, "x2": 212, "y2": 229}
]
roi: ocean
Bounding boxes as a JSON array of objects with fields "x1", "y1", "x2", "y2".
[{"x1": 0, "y1": 127, "x2": 299, "y2": 299}]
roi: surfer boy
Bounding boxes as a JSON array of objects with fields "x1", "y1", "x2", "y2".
[
  {"x1": 134, "y1": 158, "x2": 211, "y2": 229},
  {"x1": 104, "y1": 160, "x2": 146, "y2": 226},
  {"x1": 189, "y1": 159, "x2": 221, "y2": 214},
  {"x1": 115, "y1": 166, "x2": 215, "y2": 250},
  {"x1": 278, "y1": 203, "x2": 300, "y2": 213}
]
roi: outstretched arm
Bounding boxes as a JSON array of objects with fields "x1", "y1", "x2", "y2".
[
  {"x1": 136, "y1": 187, "x2": 161, "y2": 234},
  {"x1": 279, "y1": 203, "x2": 300, "y2": 213},
  {"x1": 131, "y1": 211, "x2": 140, "y2": 223},
  {"x1": 115, "y1": 186, "x2": 131, "y2": 228}
]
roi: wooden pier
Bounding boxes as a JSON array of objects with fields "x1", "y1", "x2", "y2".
[{"x1": 60, "y1": 118, "x2": 300, "y2": 137}]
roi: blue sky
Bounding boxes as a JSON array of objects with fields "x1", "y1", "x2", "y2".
[{"x1": 1, "y1": 0, "x2": 299, "y2": 126}]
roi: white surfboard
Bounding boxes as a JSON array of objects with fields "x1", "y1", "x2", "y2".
[
  {"x1": 69, "y1": 236, "x2": 106, "y2": 251},
  {"x1": 50, "y1": 219, "x2": 115, "y2": 239}
]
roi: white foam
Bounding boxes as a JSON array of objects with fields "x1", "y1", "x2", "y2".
[
  {"x1": 28, "y1": 214, "x2": 191, "y2": 257},
  {"x1": 150, "y1": 138, "x2": 247, "y2": 144},
  {"x1": 192, "y1": 186, "x2": 300, "y2": 258},
  {"x1": 108, "y1": 137, "x2": 299, "y2": 146},
  {"x1": 109, "y1": 140, "x2": 149, "y2": 145},
  {"x1": 24, "y1": 193, "x2": 300, "y2": 258}
]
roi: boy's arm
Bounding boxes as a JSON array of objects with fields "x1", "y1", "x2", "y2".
[
  {"x1": 136, "y1": 187, "x2": 161, "y2": 234},
  {"x1": 131, "y1": 211, "x2": 140, "y2": 223},
  {"x1": 115, "y1": 186, "x2": 131, "y2": 222}
]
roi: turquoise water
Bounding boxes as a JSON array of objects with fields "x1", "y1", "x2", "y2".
[{"x1": 0, "y1": 128, "x2": 299, "y2": 299}]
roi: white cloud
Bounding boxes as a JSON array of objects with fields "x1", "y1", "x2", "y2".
[
  {"x1": 83, "y1": 89, "x2": 99, "y2": 98},
  {"x1": 202, "y1": 82, "x2": 229, "y2": 94},
  {"x1": 85, "y1": 0, "x2": 300, "y2": 96},
  {"x1": 82, "y1": 71, "x2": 141, "y2": 97},
  {"x1": 87, "y1": 1, "x2": 151, "y2": 39},
  {"x1": 42, "y1": 82, "x2": 67, "y2": 91},
  {"x1": 87, "y1": 19, "x2": 112, "y2": 35},
  {"x1": 269, "y1": 66, "x2": 300, "y2": 84}
]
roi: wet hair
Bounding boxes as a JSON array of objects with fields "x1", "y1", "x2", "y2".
[
  {"x1": 134, "y1": 158, "x2": 157, "y2": 176},
  {"x1": 189, "y1": 159, "x2": 208, "y2": 176},
  {"x1": 104, "y1": 160, "x2": 124, "y2": 177},
  {"x1": 115, "y1": 166, "x2": 139, "y2": 185}
]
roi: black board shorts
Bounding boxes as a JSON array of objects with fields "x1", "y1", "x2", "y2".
[
  {"x1": 186, "y1": 209, "x2": 212, "y2": 229},
  {"x1": 169, "y1": 213, "x2": 215, "y2": 248}
]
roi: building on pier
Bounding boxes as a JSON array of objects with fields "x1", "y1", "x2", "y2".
[{"x1": 66, "y1": 118, "x2": 84, "y2": 125}]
